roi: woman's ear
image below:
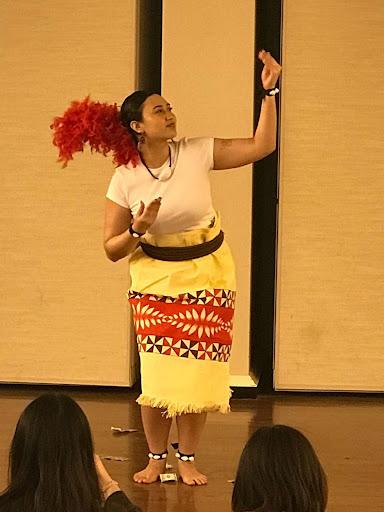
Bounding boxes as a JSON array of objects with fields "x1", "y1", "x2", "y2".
[{"x1": 130, "y1": 120, "x2": 142, "y2": 135}]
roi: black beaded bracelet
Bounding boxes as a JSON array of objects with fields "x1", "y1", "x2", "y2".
[{"x1": 263, "y1": 87, "x2": 279, "y2": 97}]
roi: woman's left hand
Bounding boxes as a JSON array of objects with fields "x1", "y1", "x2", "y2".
[
  {"x1": 94, "y1": 454, "x2": 112, "y2": 488},
  {"x1": 258, "y1": 49, "x2": 282, "y2": 90}
]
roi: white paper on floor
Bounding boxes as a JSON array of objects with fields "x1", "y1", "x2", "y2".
[
  {"x1": 101, "y1": 455, "x2": 129, "y2": 462},
  {"x1": 111, "y1": 426, "x2": 139, "y2": 434}
]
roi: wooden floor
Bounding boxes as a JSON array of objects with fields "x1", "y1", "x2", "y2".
[{"x1": 0, "y1": 386, "x2": 383, "y2": 512}]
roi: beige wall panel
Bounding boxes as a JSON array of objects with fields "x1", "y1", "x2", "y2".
[
  {"x1": 275, "y1": 1, "x2": 384, "y2": 390},
  {"x1": 162, "y1": 0, "x2": 255, "y2": 383},
  {"x1": 0, "y1": 1, "x2": 138, "y2": 385}
]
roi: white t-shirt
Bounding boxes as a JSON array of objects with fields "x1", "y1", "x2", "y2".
[{"x1": 106, "y1": 137, "x2": 216, "y2": 235}]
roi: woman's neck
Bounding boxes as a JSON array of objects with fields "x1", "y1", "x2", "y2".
[{"x1": 139, "y1": 139, "x2": 169, "y2": 168}]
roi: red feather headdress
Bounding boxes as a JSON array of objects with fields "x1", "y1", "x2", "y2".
[{"x1": 50, "y1": 97, "x2": 139, "y2": 168}]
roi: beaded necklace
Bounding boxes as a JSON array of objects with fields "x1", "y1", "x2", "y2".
[{"x1": 139, "y1": 146, "x2": 174, "y2": 181}]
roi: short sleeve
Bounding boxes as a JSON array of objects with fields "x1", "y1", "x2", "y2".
[
  {"x1": 183, "y1": 137, "x2": 214, "y2": 171},
  {"x1": 106, "y1": 169, "x2": 129, "y2": 209},
  {"x1": 202, "y1": 137, "x2": 214, "y2": 170}
]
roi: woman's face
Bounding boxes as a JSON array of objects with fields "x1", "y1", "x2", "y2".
[{"x1": 136, "y1": 94, "x2": 177, "y2": 141}]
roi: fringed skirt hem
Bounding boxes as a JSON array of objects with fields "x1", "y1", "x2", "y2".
[{"x1": 136, "y1": 394, "x2": 231, "y2": 418}]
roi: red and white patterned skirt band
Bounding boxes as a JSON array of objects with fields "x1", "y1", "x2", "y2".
[{"x1": 128, "y1": 288, "x2": 235, "y2": 363}]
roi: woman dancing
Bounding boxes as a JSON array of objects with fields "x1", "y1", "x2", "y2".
[{"x1": 103, "y1": 50, "x2": 281, "y2": 486}]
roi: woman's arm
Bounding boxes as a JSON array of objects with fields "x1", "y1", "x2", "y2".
[
  {"x1": 104, "y1": 198, "x2": 162, "y2": 262},
  {"x1": 103, "y1": 200, "x2": 139, "y2": 262},
  {"x1": 94, "y1": 455, "x2": 142, "y2": 511},
  {"x1": 94, "y1": 454, "x2": 121, "y2": 500},
  {"x1": 213, "y1": 50, "x2": 281, "y2": 170}
]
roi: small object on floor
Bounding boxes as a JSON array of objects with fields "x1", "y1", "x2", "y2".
[
  {"x1": 165, "y1": 463, "x2": 174, "y2": 470},
  {"x1": 227, "y1": 479, "x2": 235, "y2": 484},
  {"x1": 101, "y1": 455, "x2": 129, "y2": 462},
  {"x1": 111, "y1": 426, "x2": 138, "y2": 434},
  {"x1": 160, "y1": 472, "x2": 178, "y2": 483}
]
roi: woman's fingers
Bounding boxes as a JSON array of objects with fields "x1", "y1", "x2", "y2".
[
  {"x1": 137, "y1": 200, "x2": 145, "y2": 216},
  {"x1": 146, "y1": 197, "x2": 162, "y2": 212},
  {"x1": 258, "y1": 49, "x2": 282, "y2": 89},
  {"x1": 258, "y1": 49, "x2": 274, "y2": 61},
  {"x1": 136, "y1": 199, "x2": 160, "y2": 217},
  {"x1": 134, "y1": 197, "x2": 161, "y2": 229},
  {"x1": 258, "y1": 49, "x2": 269, "y2": 63},
  {"x1": 258, "y1": 49, "x2": 281, "y2": 70}
]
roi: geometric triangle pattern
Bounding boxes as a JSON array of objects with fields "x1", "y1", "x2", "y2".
[
  {"x1": 128, "y1": 288, "x2": 236, "y2": 309},
  {"x1": 137, "y1": 335, "x2": 232, "y2": 363}
]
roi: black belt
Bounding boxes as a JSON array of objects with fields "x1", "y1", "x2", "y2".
[{"x1": 140, "y1": 230, "x2": 224, "y2": 261}]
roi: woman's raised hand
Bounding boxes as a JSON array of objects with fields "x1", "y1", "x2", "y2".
[
  {"x1": 258, "y1": 49, "x2": 282, "y2": 90},
  {"x1": 133, "y1": 197, "x2": 162, "y2": 233}
]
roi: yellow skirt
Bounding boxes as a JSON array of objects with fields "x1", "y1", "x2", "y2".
[{"x1": 128, "y1": 215, "x2": 236, "y2": 417}]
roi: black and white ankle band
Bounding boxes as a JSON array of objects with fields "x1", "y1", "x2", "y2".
[
  {"x1": 175, "y1": 450, "x2": 195, "y2": 462},
  {"x1": 148, "y1": 450, "x2": 168, "y2": 460}
]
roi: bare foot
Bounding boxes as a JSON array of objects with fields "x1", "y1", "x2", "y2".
[
  {"x1": 133, "y1": 459, "x2": 166, "y2": 484},
  {"x1": 178, "y1": 460, "x2": 208, "y2": 486}
]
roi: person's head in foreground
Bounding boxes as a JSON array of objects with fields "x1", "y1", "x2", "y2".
[
  {"x1": 232, "y1": 424, "x2": 328, "y2": 512},
  {"x1": 0, "y1": 393, "x2": 101, "y2": 512}
]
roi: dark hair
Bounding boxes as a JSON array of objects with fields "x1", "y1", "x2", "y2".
[
  {"x1": 0, "y1": 393, "x2": 102, "y2": 512},
  {"x1": 120, "y1": 90, "x2": 158, "y2": 141},
  {"x1": 232, "y1": 425, "x2": 328, "y2": 512}
]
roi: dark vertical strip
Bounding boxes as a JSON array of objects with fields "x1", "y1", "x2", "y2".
[
  {"x1": 250, "y1": 0, "x2": 282, "y2": 392},
  {"x1": 136, "y1": 0, "x2": 163, "y2": 92}
]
